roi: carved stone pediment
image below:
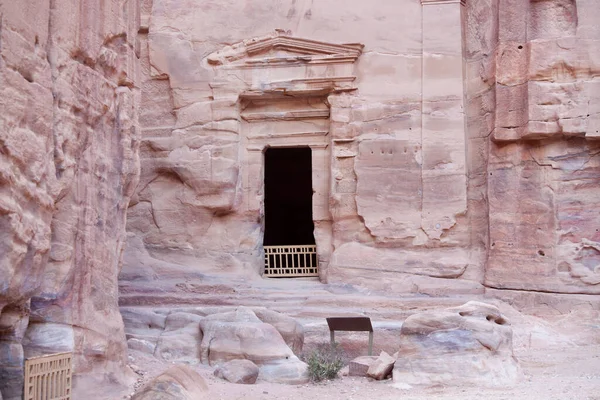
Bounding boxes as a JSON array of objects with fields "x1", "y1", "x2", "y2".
[
  {"x1": 207, "y1": 30, "x2": 363, "y2": 67},
  {"x1": 206, "y1": 31, "x2": 364, "y2": 97}
]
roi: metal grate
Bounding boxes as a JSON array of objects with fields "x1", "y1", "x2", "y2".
[
  {"x1": 24, "y1": 352, "x2": 72, "y2": 400},
  {"x1": 264, "y1": 245, "x2": 318, "y2": 277}
]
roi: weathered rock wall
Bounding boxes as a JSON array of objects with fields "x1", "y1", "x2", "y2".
[
  {"x1": 487, "y1": 0, "x2": 600, "y2": 295},
  {"x1": 125, "y1": 0, "x2": 484, "y2": 295},
  {"x1": 0, "y1": 0, "x2": 140, "y2": 397},
  {"x1": 123, "y1": 0, "x2": 599, "y2": 300}
]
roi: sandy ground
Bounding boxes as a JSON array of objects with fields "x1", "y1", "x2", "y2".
[
  {"x1": 119, "y1": 342, "x2": 600, "y2": 400},
  {"x1": 107, "y1": 278, "x2": 600, "y2": 399}
]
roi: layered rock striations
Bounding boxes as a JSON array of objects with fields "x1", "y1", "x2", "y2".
[
  {"x1": 122, "y1": 0, "x2": 600, "y2": 301},
  {"x1": 1, "y1": 0, "x2": 598, "y2": 396},
  {"x1": 123, "y1": 0, "x2": 484, "y2": 295},
  {"x1": 393, "y1": 301, "x2": 520, "y2": 387},
  {"x1": 0, "y1": 0, "x2": 141, "y2": 398},
  {"x1": 486, "y1": 0, "x2": 600, "y2": 295}
]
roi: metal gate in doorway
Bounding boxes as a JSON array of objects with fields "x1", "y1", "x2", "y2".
[
  {"x1": 24, "y1": 352, "x2": 72, "y2": 400},
  {"x1": 264, "y1": 245, "x2": 318, "y2": 277}
]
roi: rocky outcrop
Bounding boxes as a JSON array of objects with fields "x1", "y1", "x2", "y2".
[
  {"x1": 0, "y1": 0, "x2": 140, "y2": 398},
  {"x1": 122, "y1": 306, "x2": 308, "y2": 384},
  {"x1": 155, "y1": 312, "x2": 203, "y2": 364},
  {"x1": 393, "y1": 301, "x2": 520, "y2": 387},
  {"x1": 252, "y1": 307, "x2": 304, "y2": 355},
  {"x1": 199, "y1": 307, "x2": 309, "y2": 384},
  {"x1": 132, "y1": 365, "x2": 209, "y2": 400}
]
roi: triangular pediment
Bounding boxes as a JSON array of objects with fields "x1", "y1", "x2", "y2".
[{"x1": 206, "y1": 30, "x2": 363, "y2": 67}]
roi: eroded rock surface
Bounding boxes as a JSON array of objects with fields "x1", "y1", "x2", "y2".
[
  {"x1": 0, "y1": 0, "x2": 140, "y2": 398},
  {"x1": 119, "y1": 0, "x2": 600, "y2": 307},
  {"x1": 393, "y1": 301, "x2": 520, "y2": 388},
  {"x1": 122, "y1": 306, "x2": 308, "y2": 384},
  {"x1": 214, "y1": 359, "x2": 260, "y2": 384},
  {"x1": 132, "y1": 365, "x2": 209, "y2": 400},
  {"x1": 200, "y1": 307, "x2": 309, "y2": 384},
  {"x1": 123, "y1": 0, "x2": 483, "y2": 297},
  {"x1": 485, "y1": 0, "x2": 600, "y2": 295}
]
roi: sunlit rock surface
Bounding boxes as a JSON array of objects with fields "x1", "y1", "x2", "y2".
[{"x1": 393, "y1": 301, "x2": 520, "y2": 387}]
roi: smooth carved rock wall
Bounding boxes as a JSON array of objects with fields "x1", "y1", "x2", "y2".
[
  {"x1": 125, "y1": 0, "x2": 483, "y2": 295},
  {"x1": 0, "y1": 0, "x2": 140, "y2": 397}
]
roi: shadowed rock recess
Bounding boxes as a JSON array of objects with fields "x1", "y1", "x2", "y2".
[{"x1": 1, "y1": 0, "x2": 599, "y2": 398}]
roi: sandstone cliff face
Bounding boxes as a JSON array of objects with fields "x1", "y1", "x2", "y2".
[
  {"x1": 486, "y1": 0, "x2": 600, "y2": 294},
  {"x1": 123, "y1": 0, "x2": 599, "y2": 299},
  {"x1": 124, "y1": 0, "x2": 484, "y2": 295},
  {"x1": 0, "y1": 1, "x2": 140, "y2": 398}
]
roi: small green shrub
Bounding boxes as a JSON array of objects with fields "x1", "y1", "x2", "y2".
[{"x1": 304, "y1": 344, "x2": 345, "y2": 382}]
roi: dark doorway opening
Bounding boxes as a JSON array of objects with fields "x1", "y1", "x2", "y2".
[{"x1": 263, "y1": 147, "x2": 315, "y2": 246}]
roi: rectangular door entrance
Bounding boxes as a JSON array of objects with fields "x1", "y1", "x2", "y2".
[{"x1": 263, "y1": 147, "x2": 318, "y2": 277}]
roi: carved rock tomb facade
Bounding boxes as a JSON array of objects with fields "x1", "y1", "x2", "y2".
[{"x1": 124, "y1": 0, "x2": 600, "y2": 297}]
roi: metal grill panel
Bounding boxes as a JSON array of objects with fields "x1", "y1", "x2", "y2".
[
  {"x1": 264, "y1": 245, "x2": 318, "y2": 277},
  {"x1": 24, "y1": 352, "x2": 72, "y2": 400}
]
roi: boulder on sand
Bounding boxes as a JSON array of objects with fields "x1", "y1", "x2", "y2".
[
  {"x1": 199, "y1": 307, "x2": 309, "y2": 384},
  {"x1": 393, "y1": 301, "x2": 520, "y2": 388},
  {"x1": 132, "y1": 365, "x2": 208, "y2": 400},
  {"x1": 214, "y1": 359, "x2": 259, "y2": 384}
]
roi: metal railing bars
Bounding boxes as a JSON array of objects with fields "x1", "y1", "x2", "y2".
[
  {"x1": 24, "y1": 352, "x2": 72, "y2": 400},
  {"x1": 264, "y1": 245, "x2": 318, "y2": 277}
]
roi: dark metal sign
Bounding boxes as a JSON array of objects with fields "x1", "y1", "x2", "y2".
[{"x1": 326, "y1": 317, "x2": 374, "y2": 355}]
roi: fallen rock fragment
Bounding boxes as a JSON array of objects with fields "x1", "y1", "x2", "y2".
[
  {"x1": 214, "y1": 359, "x2": 259, "y2": 384},
  {"x1": 367, "y1": 351, "x2": 395, "y2": 380},
  {"x1": 393, "y1": 301, "x2": 520, "y2": 387},
  {"x1": 348, "y1": 355, "x2": 378, "y2": 377},
  {"x1": 132, "y1": 365, "x2": 208, "y2": 400}
]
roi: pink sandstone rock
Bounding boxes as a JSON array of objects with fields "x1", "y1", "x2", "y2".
[
  {"x1": 214, "y1": 359, "x2": 260, "y2": 384},
  {"x1": 366, "y1": 351, "x2": 395, "y2": 380},
  {"x1": 199, "y1": 307, "x2": 309, "y2": 384},
  {"x1": 393, "y1": 301, "x2": 520, "y2": 387},
  {"x1": 1, "y1": 0, "x2": 600, "y2": 397},
  {"x1": 0, "y1": 0, "x2": 140, "y2": 397},
  {"x1": 123, "y1": 0, "x2": 600, "y2": 304},
  {"x1": 132, "y1": 365, "x2": 209, "y2": 400},
  {"x1": 348, "y1": 356, "x2": 378, "y2": 377}
]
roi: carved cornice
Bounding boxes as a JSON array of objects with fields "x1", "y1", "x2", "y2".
[
  {"x1": 238, "y1": 77, "x2": 358, "y2": 98},
  {"x1": 247, "y1": 131, "x2": 329, "y2": 139},
  {"x1": 421, "y1": 0, "x2": 465, "y2": 6},
  {"x1": 241, "y1": 109, "x2": 330, "y2": 122}
]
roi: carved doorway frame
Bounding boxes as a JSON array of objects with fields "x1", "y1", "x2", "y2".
[{"x1": 205, "y1": 31, "x2": 363, "y2": 280}]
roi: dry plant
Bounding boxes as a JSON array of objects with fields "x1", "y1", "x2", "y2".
[{"x1": 302, "y1": 343, "x2": 345, "y2": 382}]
